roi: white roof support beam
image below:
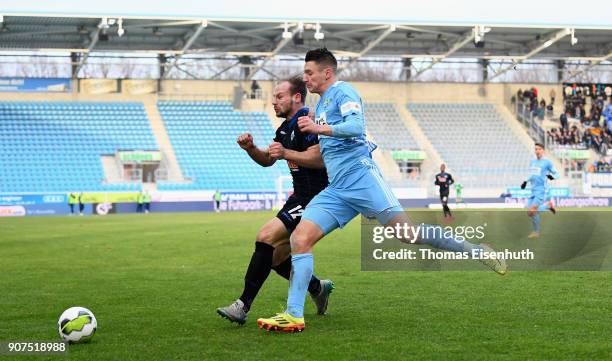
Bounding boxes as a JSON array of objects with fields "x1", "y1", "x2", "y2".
[
  {"x1": 163, "y1": 20, "x2": 207, "y2": 79},
  {"x1": 337, "y1": 24, "x2": 396, "y2": 74},
  {"x1": 247, "y1": 24, "x2": 299, "y2": 80},
  {"x1": 208, "y1": 21, "x2": 270, "y2": 43},
  {"x1": 73, "y1": 22, "x2": 102, "y2": 77},
  {"x1": 396, "y1": 25, "x2": 460, "y2": 38},
  {"x1": 333, "y1": 24, "x2": 391, "y2": 37},
  {"x1": 489, "y1": 28, "x2": 571, "y2": 81},
  {"x1": 412, "y1": 29, "x2": 475, "y2": 78},
  {"x1": 566, "y1": 50, "x2": 612, "y2": 81}
]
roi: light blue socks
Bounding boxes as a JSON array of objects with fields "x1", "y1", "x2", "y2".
[{"x1": 287, "y1": 253, "x2": 313, "y2": 318}]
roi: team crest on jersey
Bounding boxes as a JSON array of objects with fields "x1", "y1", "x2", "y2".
[{"x1": 323, "y1": 99, "x2": 332, "y2": 108}]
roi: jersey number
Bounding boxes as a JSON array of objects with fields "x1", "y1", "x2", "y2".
[{"x1": 287, "y1": 205, "x2": 304, "y2": 220}]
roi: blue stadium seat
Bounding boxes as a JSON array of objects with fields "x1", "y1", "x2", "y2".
[
  {"x1": 407, "y1": 103, "x2": 531, "y2": 188},
  {"x1": 156, "y1": 101, "x2": 288, "y2": 191},
  {"x1": 0, "y1": 101, "x2": 158, "y2": 193}
]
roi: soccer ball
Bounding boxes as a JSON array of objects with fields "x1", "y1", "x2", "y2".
[{"x1": 57, "y1": 307, "x2": 97, "y2": 343}]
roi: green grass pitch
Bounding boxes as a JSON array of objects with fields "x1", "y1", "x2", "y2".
[{"x1": 0, "y1": 210, "x2": 610, "y2": 360}]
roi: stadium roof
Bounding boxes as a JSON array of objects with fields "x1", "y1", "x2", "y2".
[
  {"x1": 0, "y1": 10, "x2": 610, "y2": 81},
  {"x1": 0, "y1": 16, "x2": 610, "y2": 60}
]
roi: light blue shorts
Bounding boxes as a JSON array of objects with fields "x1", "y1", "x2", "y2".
[
  {"x1": 527, "y1": 190, "x2": 550, "y2": 208},
  {"x1": 302, "y1": 159, "x2": 403, "y2": 235}
]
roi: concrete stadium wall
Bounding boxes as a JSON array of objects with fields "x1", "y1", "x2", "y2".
[
  {"x1": 155, "y1": 80, "x2": 564, "y2": 108},
  {"x1": 0, "y1": 80, "x2": 564, "y2": 108}
]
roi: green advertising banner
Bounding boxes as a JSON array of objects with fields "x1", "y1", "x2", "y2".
[
  {"x1": 391, "y1": 150, "x2": 426, "y2": 161},
  {"x1": 77, "y1": 192, "x2": 140, "y2": 204},
  {"x1": 118, "y1": 151, "x2": 161, "y2": 162},
  {"x1": 565, "y1": 149, "x2": 590, "y2": 160},
  {"x1": 555, "y1": 148, "x2": 590, "y2": 160}
]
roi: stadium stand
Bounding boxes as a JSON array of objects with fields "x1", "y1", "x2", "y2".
[
  {"x1": 407, "y1": 103, "x2": 532, "y2": 188},
  {"x1": 365, "y1": 103, "x2": 419, "y2": 150},
  {"x1": 0, "y1": 101, "x2": 156, "y2": 193},
  {"x1": 156, "y1": 101, "x2": 288, "y2": 190}
]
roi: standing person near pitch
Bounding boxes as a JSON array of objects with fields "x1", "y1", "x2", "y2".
[
  {"x1": 257, "y1": 48, "x2": 507, "y2": 333},
  {"x1": 434, "y1": 163, "x2": 454, "y2": 219},
  {"x1": 216, "y1": 76, "x2": 334, "y2": 326},
  {"x1": 520, "y1": 143, "x2": 558, "y2": 238}
]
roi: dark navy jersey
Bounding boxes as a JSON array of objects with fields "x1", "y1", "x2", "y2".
[
  {"x1": 434, "y1": 172, "x2": 454, "y2": 193},
  {"x1": 274, "y1": 107, "x2": 329, "y2": 198}
]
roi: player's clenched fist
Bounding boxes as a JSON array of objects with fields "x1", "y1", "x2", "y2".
[
  {"x1": 268, "y1": 142, "x2": 286, "y2": 160},
  {"x1": 237, "y1": 133, "x2": 255, "y2": 150},
  {"x1": 298, "y1": 116, "x2": 318, "y2": 134}
]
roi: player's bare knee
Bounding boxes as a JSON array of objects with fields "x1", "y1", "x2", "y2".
[
  {"x1": 289, "y1": 229, "x2": 312, "y2": 254},
  {"x1": 256, "y1": 227, "x2": 276, "y2": 245}
]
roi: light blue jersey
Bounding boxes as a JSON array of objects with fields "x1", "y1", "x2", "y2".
[
  {"x1": 527, "y1": 157, "x2": 558, "y2": 198},
  {"x1": 303, "y1": 81, "x2": 402, "y2": 234},
  {"x1": 314, "y1": 81, "x2": 371, "y2": 186}
]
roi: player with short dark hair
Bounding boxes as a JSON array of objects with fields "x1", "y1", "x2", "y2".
[
  {"x1": 257, "y1": 48, "x2": 507, "y2": 333},
  {"x1": 521, "y1": 142, "x2": 558, "y2": 238},
  {"x1": 435, "y1": 164, "x2": 454, "y2": 219},
  {"x1": 216, "y1": 76, "x2": 333, "y2": 326}
]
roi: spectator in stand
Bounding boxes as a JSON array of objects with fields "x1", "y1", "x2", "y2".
[
  {"x1": 560, "y1": 111, "x2": 569, "y2": 130},
  {"x1": 547, "y1": 125, "x2": 586, "y2": 147},
  {"x1": 593, "y1": 159, "x2": 611, "y2": 173},
  {"x1": 571, "y1": 126, "x2": 582, "y2": 145},
  {"x1": 538, "y1": 99, "x2": 546, "y2": 120},
  {"x1": 530, "y1": 95, "x2": 538, "y2": 113},
  {"x1": 590, "y1": 104, "x2": 601, "y2": 126},
  {"x1": 250, "y1": 80, "x2": 261, "y2": 99},
  {"x1": 603, "y1": 99, "x2": 612, "y2": 133},
  {"x1": 549, "y1": 88, "x2": 556, "y2": 105},
  {"x1": 575, "y1": 104, "x2": 584, "y2": 121}
]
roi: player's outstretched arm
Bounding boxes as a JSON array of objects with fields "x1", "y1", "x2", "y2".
[
  {"x1": 285, "y1": 144, "x2": 325, "y2": 169},
  {"x1": 237, "y1": 133, "x2": 275, "y2": 167},
  {"x1": 297, "y1": 114, "x2": 365, "y2": 139},
  {"x1": 269, "y1": 143, "x2": 325, "y2": 169}
]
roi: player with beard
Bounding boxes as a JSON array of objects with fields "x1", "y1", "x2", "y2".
[{"x1": 216, "y1": 76, "x2": 334, "y2": 325}]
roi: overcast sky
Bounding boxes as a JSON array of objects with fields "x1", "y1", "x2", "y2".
[{"x1": 1, "y1": 0, "x2": 610, "y2": 28}]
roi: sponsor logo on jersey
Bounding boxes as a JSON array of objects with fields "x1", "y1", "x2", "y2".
[
  {"x1": 530, "y1": 166, "x2": 542, "y2": 176},
  {"x1": 315, "y1": 112, "x2": 327, "y2": 125}
]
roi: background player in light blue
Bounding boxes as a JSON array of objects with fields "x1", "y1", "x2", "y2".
[
  {"x1": 257, "y1": 48, "x2": 508, "y2": 333},
  {"x1": 520, "y1": 142, "x2": 558, "y2": 238}
]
